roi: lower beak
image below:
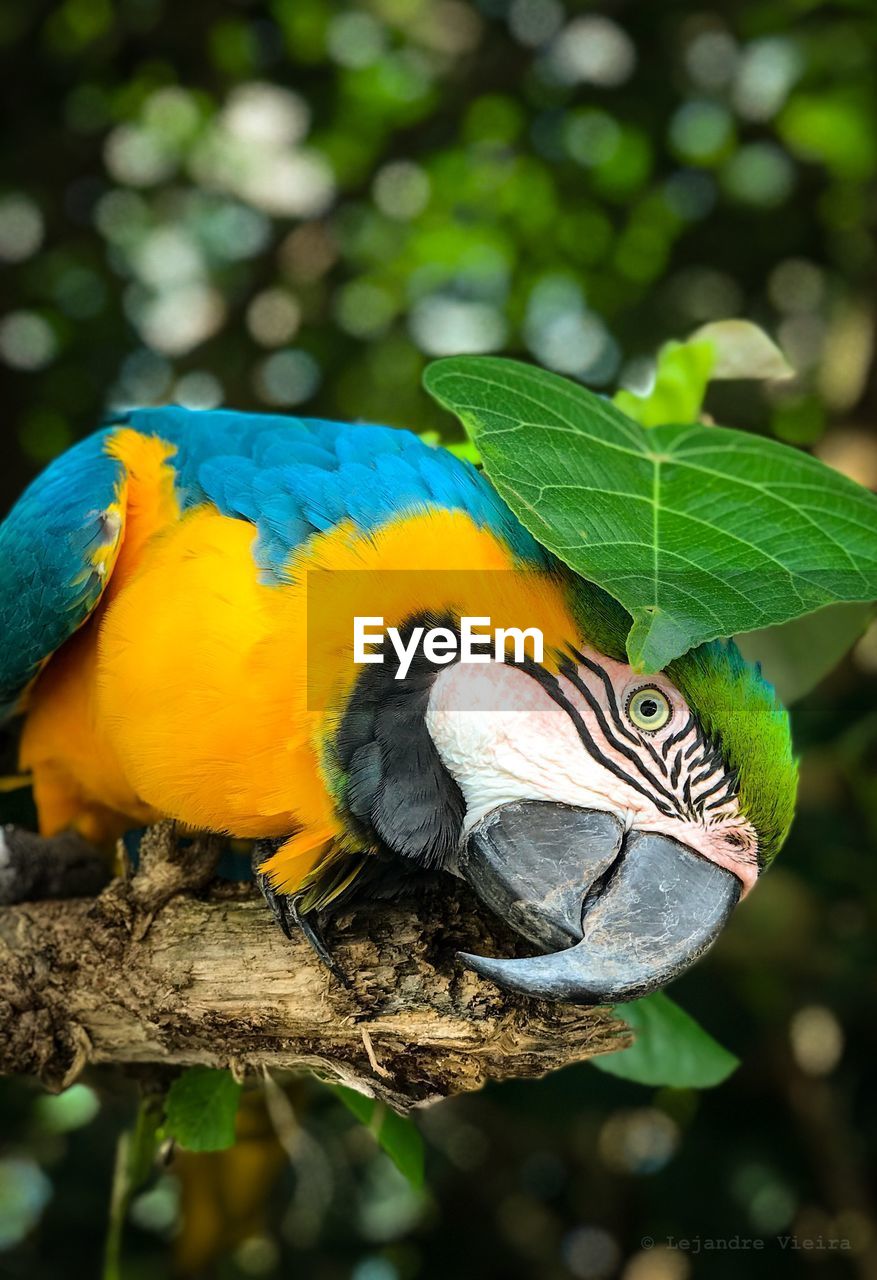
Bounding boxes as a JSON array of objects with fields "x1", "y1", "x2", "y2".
[{"x1": 457, "y1": 800, "x2": 741, "y2": 1004}]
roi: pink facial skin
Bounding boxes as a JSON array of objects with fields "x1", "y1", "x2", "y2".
[{"x1": 426, "y1": 643, "x2": 760, "y2": 897}]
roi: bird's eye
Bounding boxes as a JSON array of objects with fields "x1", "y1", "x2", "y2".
[{"x1": 626, "y1": 686, "x2": 671, "y2": 732}]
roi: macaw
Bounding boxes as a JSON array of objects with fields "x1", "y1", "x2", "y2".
[{"x1": 0, "y1": 407, "x2": 797, "y2": 1002}]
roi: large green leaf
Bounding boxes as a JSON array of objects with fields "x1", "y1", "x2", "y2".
[
  {"x1": 591, "y1": 992, "x2": 738, "y2": 1088},
  {"x1": 424, "y1": 356, "x2": 877, "y2": 671},
  {"x1": 162, "y1": 1067, "x2": 242, "y2": 1153}
]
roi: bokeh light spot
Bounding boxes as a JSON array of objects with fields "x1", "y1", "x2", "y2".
[
  {"x1": 108, "y1": 348, "x2": 173, "y2": 408},
  {"x1": 335, "y1": 281, "x2": 397, "y2": 339},
  {"x1": 733, "y1": 37, "x2": 802, "y2": 122},
  {"x1": 789, "y1": 1005, "x2": 844, "y2": 1075},
  {"x1": 373, "y1": 161, "x2": 431, "y2": 220},
  {"x1": 550, "y1": 16, "x2": 636, "y2": 87},
  {"x1": 562, "y1": 1225, "x2": 621, "y2": 1280},
  {"x1": 34, "y1": 1084, "x2": 99, "y2": 1133},
  {"x1": 132, "y1": 227, "x2": 204, "y2": 288},
  {"x1": 598, "y1": 1108, "x2": 680, "y2": 1175},
  {"x1": 129, "y1": 1176, "x2": 181, "y2": 1235},
  {"x1": 134, "y1": 284, "x2": 226, "y2": 356},
  {"x1": 93, "y1": 189, "x2": 150, "y2": 244},
  {"x1": 254, "y1": 349, "x2": 321, "y2": 405},
  {"x1": 623, "y1": 1246, "x2": 691, "y2": 1280},
  {"x1": 327, "y1": 12, "x2": 387, "y2": 69},
  {"x1": 409, "y1": 296, "x2": 507, "y2": 356},
  {"x1": 351, "y1": 1257, "x2": 399, "y2": 1280},
  {"x1": 235, "y1": 1234, "x2": 281, "y2": 1275},
  {"x1": 0, "y1": 1159, "x2": 52, "y2": 1249},
  {"x1": 0, "y1": 311, "x2": 57, "y2": 370},
  {"x1": 684, "y1": 28, "x2": 738, "y2": 91},
  {"x1": 669, "y1": 100, "x2": 734, "y2": 164},
  {"x1": 221, "y1": 82, "x2": 310, "y2": 147},
  {"x1": 0, "y1": 195, "x2": 44, "y2": 262},
  {"x1": 723, "y1": 143, "x2": 794, "y2": 207},
  {"x1": 768, "y1": 258, "x2": 825, "y2": 314},
  {"x1": 508, "y1": 0, "x2": 564, "y2": 49},
  {"x1": 247, "y1": 289, "x2": 302, "y2": 347},
  {"x1": 663, "y1": 170, "x2": 716, "y2": 220},
  {"x1": 564, "y1": 110, "x2": 622, "y2": 168},
  {"x1": 174, "y1": 370, "x2": 224, "y2": 408},
  {"x1": 664, "y1": 267, "x2": 743, "y2": 323},
  {"x1": 104, "y1": 124, "x2": 176, "y2": 187}
]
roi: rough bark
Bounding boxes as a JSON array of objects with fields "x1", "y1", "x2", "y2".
[{"x1": 0, "y1": 824, "x2": 630, "y2": 1111}]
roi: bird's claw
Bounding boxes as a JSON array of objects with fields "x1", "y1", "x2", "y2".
[{"x1": 255, "y1": 861, "x2": 349, "y2": 987}]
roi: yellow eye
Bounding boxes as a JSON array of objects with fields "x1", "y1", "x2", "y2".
[{"x1": 626, "y1": 686, "x2": 671, "y2": 733}]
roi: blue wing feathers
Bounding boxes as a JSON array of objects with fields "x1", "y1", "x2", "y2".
[
  {"x1": 118, "y1": 405, "x2": 546, "y2": 576},
  {"x1": 0, "y1": 430, "x2": 124, "y2": 715},
  {"x1": 0, "y1": 406, "x2": 546, "y2": 716}
]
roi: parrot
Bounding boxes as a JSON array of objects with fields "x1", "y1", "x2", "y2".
[{"x1": 0, "y1": 407, "x2": 797, "y2": 1003}]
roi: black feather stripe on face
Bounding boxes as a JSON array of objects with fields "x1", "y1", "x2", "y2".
[
  {"x1": 515, "y1": 657, "x2": 682, "y2": 820},
  {"x1": 558, "y1": 658, "x2": 679, "y2": 805},
  {"x1": 516, "y1": 652, "x2": 740, "y2": 828}
]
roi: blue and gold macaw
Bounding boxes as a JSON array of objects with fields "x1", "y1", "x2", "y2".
[{"x1": 0, "y1": 408, "x2": 797, "y2": 1002}]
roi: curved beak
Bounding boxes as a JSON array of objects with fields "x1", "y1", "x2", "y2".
[{"x1": 457, "y1": 801, "x2": 741, "y2": 1004}]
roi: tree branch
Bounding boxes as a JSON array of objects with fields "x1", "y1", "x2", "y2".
[{"x1": 0, "y1": 824, "x2": 629, "y2": 1111}]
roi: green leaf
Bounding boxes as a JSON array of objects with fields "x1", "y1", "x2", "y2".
[
  {"x1": 736, "y1": 601, "x2": 875, "y2": 705},
  {"x1": 446, "y1": 438, "x2": 482, "y2": 464},
  {"x1": 614, "y1": 323, "x2": 791, "y2": 429},
  {"x1": 423, "y1": 355, "x2": 877, "y2": 671},
  {"x1": 162, "y1": 1067, "x2": 242, "y2": 1153},
  {"x1": 591, "y1": 992, "x2": 738, "y2": 1088},
  {"x1": 333, "y1": 1085, "x2": 425, "y2": 1187},
  {"x1": 419, "y1": 428, "x2": 481, "y2": 464},
  {"x1": 690, "y1": 320, "x2": 793, "y2": 382},
  {"x1": 614, "y1": 339, "x2": 715, "y2": 427}
]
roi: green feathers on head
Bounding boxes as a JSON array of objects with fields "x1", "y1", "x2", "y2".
[
  {"x1": 566, "y1": 576, "x2": 798, "y2": 867},
  {"x1": 667, "y1": 640, "x2": 798, "y2": 866}
]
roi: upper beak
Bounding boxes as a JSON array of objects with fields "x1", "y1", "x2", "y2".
[{"x1": 456, "y1": 800, "x2": 741, "y2": 1004}]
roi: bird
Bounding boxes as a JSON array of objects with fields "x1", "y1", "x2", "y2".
[{"x1": 0, "y1": 406, "x2": 797, "y2": 1003}]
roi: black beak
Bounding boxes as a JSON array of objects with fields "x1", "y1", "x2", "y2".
[{"x1": 457, "y1": 800, "x2": 741, "y2": 1004}]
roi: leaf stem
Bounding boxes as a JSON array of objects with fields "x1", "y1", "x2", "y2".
[{"x1": 102, "y1": 1094, "x2": 163, "y2": 1280}]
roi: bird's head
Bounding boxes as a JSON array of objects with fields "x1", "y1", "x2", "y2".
[{"x1": 332, "y1": 579, "x2": 797, "y2": 1005}]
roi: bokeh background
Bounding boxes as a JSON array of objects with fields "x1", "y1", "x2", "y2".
[{"x1": 1, "y1": 1, "x2": 876, "y2": 1277}]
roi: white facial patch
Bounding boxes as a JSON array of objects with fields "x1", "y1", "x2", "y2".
[
  {"x1": 425, "y1": 649, "x2": 760, "y2": 894},
  {"x1": 426, "y1": 660, "x2": 647, "y2": 829}
]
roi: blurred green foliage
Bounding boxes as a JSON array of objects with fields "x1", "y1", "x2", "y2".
[
  {"x1": 1, "y1": 0, "x2": 877, "y2": 1278},
  {"x1": 334, "y1": 1087, "x2": 425, "y2": 1189},
  {"x1": 1, "y1": 0, "x2": 876, "y2": 510}
]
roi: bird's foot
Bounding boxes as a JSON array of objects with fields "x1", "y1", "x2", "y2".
[
  {"x1": 0, "y1": 826, "x2": 110, "y2": 906},
  {"x1": 259, "y1": 874, "x2": 347, "y2": 980},
  {"x1": 254, "y1": 844, "x2": 349, "y2": 986},
  {"x1": 258, "y1": 872, "x2": 350, "y2": 987}
]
